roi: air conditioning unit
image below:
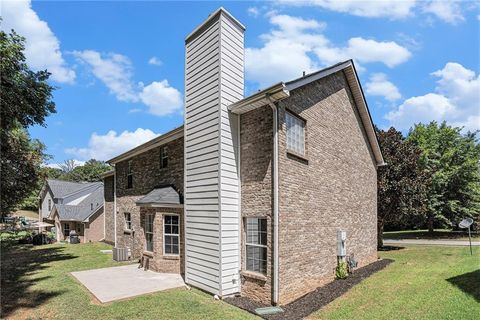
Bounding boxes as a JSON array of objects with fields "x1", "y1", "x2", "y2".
[{"x1": 113, "y1": 247, "x2": 129, "y2": 261}]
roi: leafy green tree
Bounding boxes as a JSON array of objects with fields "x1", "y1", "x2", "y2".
[
  {"x1": 66, "y1": 159, "x2": 112, "y2": 182},
  {"x1": 407, "y1": 121, "x2": 480, "y2": 232},
  {"x1": 377, "y1": 127, "x2": 430, "y2": 247},
  {"x1": 0, "y1": 29, "x2": 55, "y2": 217},
  {"x1": 17, "y1": 167, "x2": 63, "y2": 210}
]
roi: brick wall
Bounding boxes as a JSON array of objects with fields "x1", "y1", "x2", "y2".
[
  {"x1": 277, "y1": 72, "x2": 378, "y2": 304},
  {"x1": 104, "y1": 175, "x2": 115, "y2": 244},
  {"x1": 239, "y1": 105, "x2": 274, "y2": 304},
  {"x1": 114, "y1": 137, "x2": 184, "y2": 272},
  {"x1": 140, "y1": 207, "x2": 184, "y2": 274},
  {"x1": 84, "y1": 208, "x2": 104, "y2": 242}
]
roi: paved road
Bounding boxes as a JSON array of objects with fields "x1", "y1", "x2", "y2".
[{"x1": 384, "y1": 239, "x2": 480, "y2": 246}]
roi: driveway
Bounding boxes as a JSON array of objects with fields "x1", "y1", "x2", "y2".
[
  {"x1": 71, "y1": 264, "x2": 185, "y2": 303},
  {"x1": 384, "y1": 239, "x2": 480, "y2": 246}
]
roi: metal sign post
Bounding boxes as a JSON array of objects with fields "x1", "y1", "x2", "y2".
[{"x1": 459, "y1": 218, "x2": 474, "y2": 256}]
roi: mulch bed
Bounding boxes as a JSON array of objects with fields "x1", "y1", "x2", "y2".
[{"x1": 225, "y1": 258, "x2": 393, "y2": 320}]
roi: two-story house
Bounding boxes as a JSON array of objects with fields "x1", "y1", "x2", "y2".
[
  {"x1": 39, "y1": 179, "x2": 105, "y2": 243},
  {"x1": 104, "y1": 7, "x2": 384, "y2": 306}
]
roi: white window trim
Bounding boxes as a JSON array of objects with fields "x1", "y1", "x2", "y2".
[
  {"x1": 160, "y1": 146, "x2": 168, "y2": 169},
  {"x1": 163, "y1": 214, "x2": 180, "y2": 256},
  {"x1": 286, "y1": 111, "x2": 306, "y2": 156},
  {"x1": 145, "y1": 213, "x2": 154, "y2": 253},
  {"x1": 244, "y1": 217, "x2": 268, "y2": 275},
  {"x1": 63, "y1": 223, "x2": 70, "y2": 237},
  {"x1": 124, "y1": 212, "x2": 132, "y2": 231}
]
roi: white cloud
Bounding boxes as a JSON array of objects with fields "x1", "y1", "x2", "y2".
[
  {"x1": 73, "y1": 50, "x2": 182, "y2": 116},
  {"x1": 148, "y1": 56, "x2": 162, "y2": 66},
  {"x1": 277, "y1": 0, "x2": 416, "y2": 19},
  {"x1": 315, "y1": 37, "x2": 412, "y2": 68},
  {"x1": 139, "y1": 80, "x2": 183, "y2": 116},
  {"x1": 386, "y1": 62, "x2": 480, "y2": 132},
  {"x1": 65, "y1": 128, "x2": 160, "y2": 161},
  {"x1": 245, "y1": 14, "x2": 411, "y2": 87},
  {"x1": 1, "y1": 0, "x2": 75, "y2": 83},
  {"x1": 366, "y1": 73, "x2": 401, "y2": 101},
  {"x1": 422, "y1": 1, "x2": 464, "y2": 24},
  {"x1": 45, "y1": 160, "x2": 85, "y2": 169},
  {"x1": 72, "y1": 50, "x2": 139, "y2": 102},
  {"x1": 248, "y1": 7, "x2": 260, "y2": 17}
]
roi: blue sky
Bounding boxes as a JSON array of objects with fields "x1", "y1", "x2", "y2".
[{"x1": 2, "y1": 1, "x2": 479, "y2": 166}]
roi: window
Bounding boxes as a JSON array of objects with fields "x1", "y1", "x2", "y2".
[
  {"x1": 127, "y1": 160, "x2": 133, "y2": 189},
  {"x1": 286, "y1": 111, "x2": 305, "y2": 155},
  {"x1": 48, "y1": 199, "x2": 51, "y2": 211},
  {"x1": 160, "y1": 146, "x2": 168, "y2": 169},
  {"x1": 163, "y1": 215, "x2": 179, "y2": 255},
  {"x1": 245, "y1": 218, "x2": 267, "y2": 274},
  {"x1": 90, "y1": 203, "x2": 93, "y2": 210},
  {"x1": 124, "y1": 212, "x2": 132, "y2": 230},
  {"x1": 145, "y1": 213, "x2": 154, "y2": 252},
  {"x1": 63, "y1": 223, "x2": 70, "y2": 237}
]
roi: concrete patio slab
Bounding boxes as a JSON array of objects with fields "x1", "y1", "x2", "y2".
[{"x1": 71, "y1": 264, "x2": 185, "y2": 303}]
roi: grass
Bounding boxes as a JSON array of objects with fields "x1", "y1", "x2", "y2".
[
  {"x1": 1, "y1": 242, "x2": 256, "y2": 320},
  {"x1": 312, "y1": 245, "x2": 480, "y2": 320},
  {"x1": 384, "y1": 229, "x2": 480, "y2": 241},
  {"x1": 2, "y1": 242, "x2": 479, "y2": 320}
]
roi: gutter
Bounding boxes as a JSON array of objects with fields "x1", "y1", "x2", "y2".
[{"x1": 267, "y1": 96, "x2": 280, "y2": 305}]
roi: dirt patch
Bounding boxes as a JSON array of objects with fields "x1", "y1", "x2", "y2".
[{"x1": 225, "y1": 259, "x2": 393, "y2": 320}]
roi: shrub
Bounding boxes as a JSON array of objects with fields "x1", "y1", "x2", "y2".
[{"x1": 336, "y1": 261, "x2": 349, "y2": 279}]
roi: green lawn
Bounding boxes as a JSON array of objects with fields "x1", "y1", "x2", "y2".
[
  {"x1": 313, "y1": 245, "x2": 480, "y2": 320},
  {"x1": 2, "y1": 242, "x2": 479, "y2": 320},
  {"x1": 0, "y1": 242, "x2": 256, "y2": 320},
  {"x1": 13, "y1": 210, "x2": 39, "y2": 220},
  {"x1": 384, "y1": 229, "x2": 480, "y2": 241}
]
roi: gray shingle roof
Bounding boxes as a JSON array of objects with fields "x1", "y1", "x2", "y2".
[
  {"x1": 136, "y1": 186, "x2": 183, "y2": 206},
  {"x1": 53, "y1": 183, "x2": 104, "y2": 222},
  {"x1": 47, "y1": 179, "x2": 100, "y2": 199}
]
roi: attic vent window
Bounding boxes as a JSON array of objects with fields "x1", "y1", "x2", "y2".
[
  {"x1": 90, "y1": 203, "x2": 93, "y2": 210},
  {"x1": 286, "y1": 111, "x2": 305, "y2": 155},
  {"x1": 160, "y1": 146, "x2": 168, "y2": 169}
]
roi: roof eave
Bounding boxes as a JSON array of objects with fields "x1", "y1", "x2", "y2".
[
  {"x1": 228, "y1": 82, "x2": 290, "y2": 115},
  {"x1": 107, "y1": 126, "x2": 184, "y2": 164},
  {"x1": 135, "y1": 203, "x2": 184, "y2": 208}
]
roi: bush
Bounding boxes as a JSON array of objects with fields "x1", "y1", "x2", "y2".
[{"x1": 336, "y1": 261, "x2": 349, "y2": 279}]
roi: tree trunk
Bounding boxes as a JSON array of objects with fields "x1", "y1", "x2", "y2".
[
  {"x1": 377, "y1": 220, "x2": 384, "y2": 249},
  {"x1": 427, "y1": 212, "x2": 434, "y2": 233}
]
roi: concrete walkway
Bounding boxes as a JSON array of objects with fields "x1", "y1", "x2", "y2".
[
  {"x1": 71, "y1": 264, "x2": 185, "y2": 303},
  {"x1": 384, "y1": 239, "x2": 480, "y2": 246}
]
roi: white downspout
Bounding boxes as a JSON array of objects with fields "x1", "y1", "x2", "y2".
[
  {"x1": 267, "y1": 96, "x2": 279, "y2": 305},
  {"x1": 113, "y1": 165, "x2": 117, "y2": 248}
]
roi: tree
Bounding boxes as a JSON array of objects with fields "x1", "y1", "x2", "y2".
[
  {"x1": 407, "y1": 122, "x2": 480, "y2": 232},
  {"x1": 377, "y1": 127, "x2": 430, "y2": 247},
  {"x1": 0, "y1": 29, "x2": 56, "y2": 217},
  {"x1": 1, "y1": 128, "x2": 48, "y2": 214},
  {"x1": 58, "y1": 159, "x2": 79, "y2": 174},
  {"x1": 66, "y1": 159, "x2": 112, "y2": 182}
]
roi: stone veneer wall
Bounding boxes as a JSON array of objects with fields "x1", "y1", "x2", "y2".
[
  {"x1": 239, "y1": 105, "x2": 274, "y2": 304},
  {"x1": 103, "y1": 175, "x2": 115, "y2": 244},
  {"x1": 114, "y1": 137, "x2": 184, "y2": 271},
  {"x1": 277, "y1": 72, "x2": 378, "y2": 304}
]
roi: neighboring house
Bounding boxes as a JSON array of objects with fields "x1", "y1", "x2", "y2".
[
  {"x1": 39, "y1": 179, "x2": 105, "y2": 243},
  {"x1": 104, "y1": 7, "x2": 385, "y2": 306}
]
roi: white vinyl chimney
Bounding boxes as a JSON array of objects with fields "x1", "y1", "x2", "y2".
[{"x1": 184, "y1": 7, "x2": 245, "y2": 296}]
